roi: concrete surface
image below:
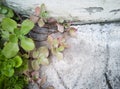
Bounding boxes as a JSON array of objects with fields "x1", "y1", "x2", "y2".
[
  {"x1": 39, "y1": 23, "x2": 120, "y2": 89},
  {"x1": 5, "y1": 0, "x2": 120, "y2": 23}
]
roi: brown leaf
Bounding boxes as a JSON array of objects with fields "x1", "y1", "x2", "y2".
[{"x1": 56, "y1": 23, "x2": 64, "y2": 33}]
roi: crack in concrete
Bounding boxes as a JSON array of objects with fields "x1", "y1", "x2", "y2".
[
  {"x1": 52, "y1": 65, "x2": 69, "y2": 89},
  {"x1": 104, "y1": 30, "x2": 113, "y2": 89},
  {"x1": 104, "y1": 73, "x2": 113, "y2": 89}
]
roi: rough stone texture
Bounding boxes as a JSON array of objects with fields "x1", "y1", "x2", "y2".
[
  {"x1": 39, "y1": 23, "x2": 120, "y2": 89},
  {"x1": 5, "y1": 0, "x2": 120, "y2": 23}
]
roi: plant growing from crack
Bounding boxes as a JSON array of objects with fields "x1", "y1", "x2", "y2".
[{"x1": 0, "y1": 4, "x2": 78, "y2": 89}]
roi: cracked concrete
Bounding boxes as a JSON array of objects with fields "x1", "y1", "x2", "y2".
[{"x1": 39, "y1": 23, "x2": 120, "y2": 89}]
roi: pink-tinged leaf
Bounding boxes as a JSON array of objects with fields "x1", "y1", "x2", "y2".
[
  {"x1": 56, "y1": 23, "x2": 64, "y2": 33},
  {"x1": 38, "y1": 19, "x2": 45, "y2": 27},
  {"x1": 35, "y1": 6, "x2": 41, "y2": 16},
  {"x1": 30, "y1": 15, "x2": 39, "y2": 23},
  {"x1": 69, "y1": 27, "x2": 77, "y2": 37},
  {"x1": 56, "y1": 52, "x2": 63, "y2": 60},
  {"x1": 31, "y1": 60, "x2": 40, "y2": 70},
  {"x1": 31, "y1": 71, "x2": 39, "y2": 80}
]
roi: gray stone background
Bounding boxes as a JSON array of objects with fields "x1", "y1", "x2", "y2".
[{"x1": 5, "y1": 0, "x2": 120, "y2": 89}]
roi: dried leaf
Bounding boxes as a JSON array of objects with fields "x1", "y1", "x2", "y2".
[
  {"x1": 38, "y1": 19, "x2": 45, "y2": 27},
  {"x1": 31, "y1": 60, "x2": 40, "y2": 70},
  {"x1": 56, "y1": 23, "x2": 64, "y2": 33},
  {"x1": 40, "y1": 76, "x2": 47, "y2": 86}
]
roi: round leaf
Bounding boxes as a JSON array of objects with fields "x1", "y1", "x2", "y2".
[
  {"x1": 3, "y1": 68, "x2": 14, "y2": 77},
  {"x1": 38, "y1": 19, "x2": 45, "y2": 27},
  {"x1": 38, "y1": 57, "x2": 49, "y2": 65},
  {"x1": 13, "y1": 56, "x2": 23, "y2": 68},
  {"x1": 20, "y1": 37, "x2": 35, "y2": 51},
  {"x1": 20, "y1": 19, "x2": 34, "y2": 35},
  {"x1": 1, "y1": 18, "x2": 17, "y2": 33},
  {"x1": 31, "y1": 60, "x2": 40, "y2": 70},
  {"x1": 2, "y1": 42, "x2": 19, "y2": 58},
  {"x1": 53, "y1": 39, "x2": 59, "y2": 48},
  {"x1": 38, "y1": 46, "x2": 49, "y2": 57}
]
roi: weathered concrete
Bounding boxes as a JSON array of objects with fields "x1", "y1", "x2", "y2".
[
  {"x1": 39, "y1": 23, "x2": 120, "y2": 89},
  {"x1": 5, "y1": 0, "x2": 120, "y2": 23}
]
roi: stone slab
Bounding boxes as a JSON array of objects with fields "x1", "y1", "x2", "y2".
[{"x1": 5, "y1": 0, "x2": 120, "y2": 23}]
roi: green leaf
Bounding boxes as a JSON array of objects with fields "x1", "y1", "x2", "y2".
[
  {"x1": 40, "y1": 4, "x2": 49, "y2": 18},
  {"x1": 38, "y1": 57, "x2": 49, "y2": 65},
  {"x1": 9, "y1": 34, "x2": 18, "y2": 43},
  {"x1": 2, "y1": 42, "x2": 19, "y2": 58},
  {"x1": 31, "y1": 60, "x2": 40, "y2": 70},
  {"x1": 12, "y1": 56, "x2": 23, "y2": 68},
  {"x1": 1, "y1": 7, "x2": 7, "y2": 14},
  {"x1": 1, "y1": 18, "x2": 17, "y2": 33},
  {"x1": 20, "y1": 37, "x2": 35, "y2": 51},
  {"x1": 69, "y1": 27, "x2": 77, "y2": 37},
  {"x1": 3, "y1": 68, "x2": 14, "y2": 77},
  {"x1": 20, "y1": 19, "x2": 34, "y2": 35},
  {"x1": 53, "y1": 39, "x2": 59, "y2": 48},
  {"x1": 37, "y1": 46, "x2": 49, "y2": 57},
  {"x1": 1, "y1": 30, "x2": 9, "y2": 40},
  {"x1": 6, "y1": 9, "x2": 14, "y2": 18},
  {"x1": 56, "y1": 45, "x2": 64, "y2": 52},
  {"x1": 14, "y1": 28, "x2": 21, "y2": 38}
]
